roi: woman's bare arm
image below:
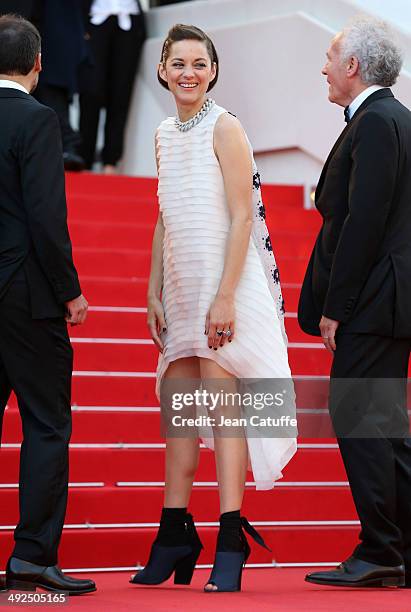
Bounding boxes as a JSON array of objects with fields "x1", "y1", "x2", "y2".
[
  {"x1": 147, "y1": 130, "x2": 166, "y2": 351},
  {"x1": 147, "y1": 211, "x2": 165, "y2": 302},
  {"x1": 206, "y1": 113, "x2": 253, "y2": 349}
]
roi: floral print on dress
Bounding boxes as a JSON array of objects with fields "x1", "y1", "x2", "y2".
[
  {"x1": 253, "y1": 171, "x2": 262, "y2": 191},
  {"x1": 251, "y1": 167, "x2": 287, "y2": 342}
]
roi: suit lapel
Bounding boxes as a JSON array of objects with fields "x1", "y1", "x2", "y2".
[
  {"x1": 315, "y1": 122, "x2": 350, "y2": 199},
  {"x1": 315, "y1": 88, "x2": 394, "y2": 202}
]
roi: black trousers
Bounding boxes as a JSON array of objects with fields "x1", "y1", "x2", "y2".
[
  {"x1": 0, "y1": 269, "x2": 73, "y2": 566},
  {"x1": 34, "y1": 83, "x2": 80, "y2": 154},
  {"x1": 331, "y1": 332, "x2": 411, "y2": 575},
  {"x1": 79, "y1": 14, "x2": 145, "y2": 168}
]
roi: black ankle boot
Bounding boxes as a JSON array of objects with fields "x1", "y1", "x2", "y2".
[
  {"x1": 130, "y1": 509, "x2": 203, "y2": 586},
  {"x1": 216, "y1": 510, "x2": 244, "y2": 552},
  {"x1": 155, "y1": 507, "x2": 191, "y2": 547},
  {"x1": 204, "y1": 513, "x2": 271, "y2": 593}
]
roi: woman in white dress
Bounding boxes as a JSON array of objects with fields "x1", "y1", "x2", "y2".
[{"x1": 130, "y1": 24, "x2": 297, "y2": 592}]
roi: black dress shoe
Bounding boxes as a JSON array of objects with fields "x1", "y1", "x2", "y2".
[
  {"x1": 6, "y1": 557, "x2": 96, "y2": 595},
  {"x1": 0, "y1": 576, "x2": 7, "y2": 591},
  {"x1": 63, "y1": 151, "x2": 86, "y2": 172},
  {"x1": 305, "y1": 556, "x2": 405, "y2": 587}
]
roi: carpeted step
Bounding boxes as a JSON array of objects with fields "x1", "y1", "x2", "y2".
[
  {"x1": 2, "y1": 409, "x2": 161, "y2": 443},
  {"x1": 79, "y1": 277, "x2": 149, "y2": 306},
  {"x1": 67, "y1": 310, "x2": 312, "y2": 343},
  {"x1": 65, "y1": 172, "x2": 158, "y2": 198},
  {"x1": 72, "y1": 376, "x2": 158, "y2": 406},
  {"x1": 0, "y1": 447, "x2": 347, "y2": 485},
  {"x1": 77, "y1": 280, "x2": 303, "y2": 312},
  {"x1": 3, "y1": 377, "x2": 160, "y2": 408},
  {"x1": 68, "y1": 196, "x2": 157, "y2": 225},
  {"x1": 65, "y1": 176, "x2": 312, "y2": 227},
  {"x1": 68, "y1": 201, "x2": 321, "y2": 234},
  {"x1": 0, "y1": 525, "x2": 359, "y2": 568},
  {"x1": 0, "y1": 485, "x2": 356, "y2": 525},
  {"x1": 1, "y1": 174, "x2": 346, "y2": 571},
  {"x1": 69, "y1": 221, "x2": 317, "y2": 255},
  {"x1": 72, "y1": 248, "x2": 309, "y2": 283},
  {"x1": 67, "y1": 374, "x2": 350, "y2": 408},
  {"x1": 66, "y1": 173, "x2": 304, "y2": 204},
  {"x1": 3, "y1": 408, "x2": 341, "y2": 444},
  {"x1": 70, "y1": 309, "x2": 151, "y2": 340},
  {"x1": 68, "y1": 342, "x2": 332, "y2": 376},
  {"x1": 69, "y1": 220, "x2": 156, "y2": 250},
  {"x1": 68, "y1": 374, "x2": 339, "y2": 408}
]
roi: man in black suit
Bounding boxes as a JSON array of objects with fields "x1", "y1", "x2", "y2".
[
  {"x1": 0, "y1": 15, "x2": 96, "y2": 594},
  {"x1": 299, "y1": 16, "x2": 411, "y2": 588}
]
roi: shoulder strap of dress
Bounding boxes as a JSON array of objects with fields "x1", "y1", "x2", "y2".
[
  {"x1": 206, "y1": 104, "x2": 229, "y2": 127},
  {"x1": 157, "y1": 116, "x2": 174, "y2": 133}
]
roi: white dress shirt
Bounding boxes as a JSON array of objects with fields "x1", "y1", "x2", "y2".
[
  {"x1": 347, "y1": 84, "x2": 384, "y2": 120},
  {"x1": 90, "y1": 0, "x2": 140, "y2": 32},
  {"x1": 0, "y1": 79, "x2": 29, "y2": 94}
]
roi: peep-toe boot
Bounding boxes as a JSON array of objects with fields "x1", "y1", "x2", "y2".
[
  {"x1": 131, "y1": 510, "x2": 203, "y2": 586},
  {"x1": 204, "y1": 512, "x2": 271, "y2": 592}
]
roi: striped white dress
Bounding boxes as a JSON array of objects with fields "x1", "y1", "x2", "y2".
[{"x1": 155, "y1": 103, "x2": 296, "y2": 490}]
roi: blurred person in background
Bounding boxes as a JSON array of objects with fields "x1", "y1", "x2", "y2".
[
  {"x1": 33, "y1": 0, "x2": 91, "y2": 171},
  {"x1": 79, "y1": 1, "x2": 146, "y2": 174},
  {"x1": 0, "y1": 0, "x2": 92, "y2": 171},
  {"x1": 0, "y1": 0, "x2": 36, "y2": 18},
  {"x1": 152, "y1": 1, "x2": 193, "y2": 5}
]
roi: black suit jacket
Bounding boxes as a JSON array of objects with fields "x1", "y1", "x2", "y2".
[
  {"x1": 0, "y1": 2, "x2": 90, "y2": 94},
  {"x1": 0, "y1": 0, "x2": 38, "y2": 18},
  {"x1": 36, "y1": 0, "x2": 91, "y2": 94},
  {"x1": 82, "y1": 0, "x2": 92, "y2": 23},
  {"x1": 0, "y1": 88, "x2": 80, "y2": 318},
  {"x1": 298, "y1": 88, "x2": 411, "y2": 339}
]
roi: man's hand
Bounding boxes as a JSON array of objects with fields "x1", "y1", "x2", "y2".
[
  {"x1": 65, "y1": 294, "x2": 88, "y2": 326},
  {"x1": 319, "y1": 315, "x2": 339, "y2": 353}
]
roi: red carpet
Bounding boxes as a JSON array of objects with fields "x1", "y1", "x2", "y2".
[
  {"x1": 1, "y1": 172, "x2": 407, "y2": 578},
  {"x1": 6, "y1": 569, "x2": 408, "y2": 612}
]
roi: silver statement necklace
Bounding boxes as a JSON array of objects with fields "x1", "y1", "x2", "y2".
[{"x1": 175, "y1": 98, "x2": 215, "y2": 132}]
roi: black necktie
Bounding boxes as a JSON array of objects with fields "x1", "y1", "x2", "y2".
[{"x1": 344, "y1": 106, "x2": 351, "y2": 123}]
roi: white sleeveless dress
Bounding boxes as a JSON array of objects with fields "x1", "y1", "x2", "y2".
[{"x1": 155, "y1": 103, "x2": 297, "y2": 490}]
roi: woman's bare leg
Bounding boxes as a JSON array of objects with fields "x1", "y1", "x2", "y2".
[
  {"x1": 200, "y1": 357, "x2": 248, "y2": 591},
  {"x1": 199, "y1": 357, "x2": 248, "y2": 513},
  {"x1": 130, "y1": 357, "x2": 201, "y2": 581},
  {"x1": 163, "y1": 357, "x2": 201, "y2": 508}
]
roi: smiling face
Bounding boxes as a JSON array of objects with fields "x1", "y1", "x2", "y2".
[
  {"x1": 159, "y1": 39, "x2": 216, "y2": 109},
  {"x1": 322, "y1": 34, "x2": 354, "y2": 107}
]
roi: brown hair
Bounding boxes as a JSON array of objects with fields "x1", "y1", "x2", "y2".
[
  {"x1": 158, "y1": 24, "x2": 219, "y2": 92},
  {"x1": 0, "y1": 14, "x2": 41, "y2": 76}
]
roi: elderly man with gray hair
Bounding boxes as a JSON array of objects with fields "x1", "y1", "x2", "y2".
[{"x1": 299, "y1": 15, "x2": 411, "y2": 588}]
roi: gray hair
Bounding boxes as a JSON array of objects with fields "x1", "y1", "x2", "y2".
[{"x1": 340, "y1": 15, "x2": 403, "y2": 87}]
